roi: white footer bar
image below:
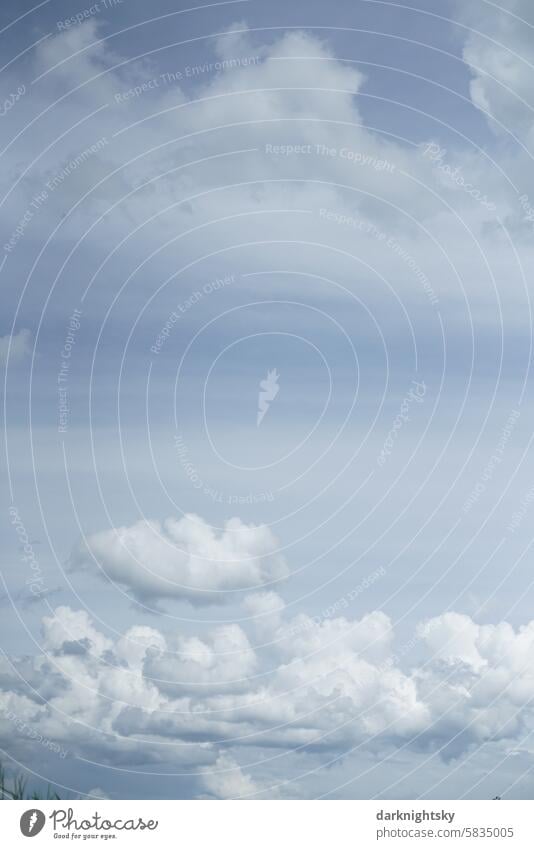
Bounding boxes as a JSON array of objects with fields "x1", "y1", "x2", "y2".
[{"x1": 1, "y1": 800, "x2": 531, "y2": 847}]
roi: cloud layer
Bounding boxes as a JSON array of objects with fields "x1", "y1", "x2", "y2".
[{"x1": 2, "y1": 599, "x2": 534, "y2": 798}]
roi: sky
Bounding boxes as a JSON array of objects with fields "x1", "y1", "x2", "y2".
[{"x1": 2, "y1": 0, "x2": 534, "y2": 800}]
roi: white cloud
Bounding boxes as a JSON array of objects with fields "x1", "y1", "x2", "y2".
[
  {"x1": 71, "y1": 513, "x2": 288, "y2": 604},
  {"x1": 42, "y1": 605, "x2": 112, "y2": 656},
  {"x1": 87, "y1": 786, "x2": 110, "y2": 799},
  {"x1": 115, "y1": 625, "x2": 167, "y2": 669},
  {"x1": 3, "y1": 601, "x2": 534, "y2": 796},
  {"x1": 243, "y1": 591, "x2": 285, "y2": 637},
  {"x1": 145, "y1": 623, "x2": 257, "y2": 695},
  {"x1": 2, "y1": 18, "x2": 525, "y2": 323},
  {"x1": 2, "y1": 11, "x2": 534, "y2": 800},
  {"x1": 0, "y1": 329, "x2": 32, "y2": 366},
  {"x1": 461, "y1": 0, "x2": 534, "y2": 139},
  {"x1": 200, "y1": 753, "x2": 264, "y2": 799}
]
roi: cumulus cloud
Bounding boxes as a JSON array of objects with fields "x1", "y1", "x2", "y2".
[
  {"x1": 42, "y1": 606, "x2": 112, "y2": 656},
  {"x1": 0, "y1": 329, "x2": 32, "y2": 366},
  {"x1": 242, "y1": 591, "x2": 285, "y2": 637},
  {"x1": 2, "y1": 9, "x2": 534, "y2": 801},
  {"x1": 414, "y1": 611, "x2": 534, "y2": 760},
  {"x1": 199, "y1": 753, "x2": 264, "y2": 799},
  {"x1": 71, "y1": 513, "x2": 289, "y2": 604},
  {"x1": 145, "y1": 623, "x2": 257, "y2": 695},
  {"x1": 3, "y1": 601, "x2": 534, "y2": 796}
]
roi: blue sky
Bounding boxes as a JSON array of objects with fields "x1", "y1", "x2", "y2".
[{"x1": 2, "y1": 0, "x2": 534, "y2": 800}]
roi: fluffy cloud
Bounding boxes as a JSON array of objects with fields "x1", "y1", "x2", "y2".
[
  {"x1": 42, "y1": 605, "x2": 112, "y2": 656},
  {"x1": 71, "y1": 513, "x2": 289, "y2": 604},
  {"x1": 199, "y1": 753, "x2": 264, "y2": 799},
  {"x1": 145, "y1": 623, "x2": 257, "y2": 695},
  {"x1": 3, "y1": 601, "x2": 534, "y2": 797}
]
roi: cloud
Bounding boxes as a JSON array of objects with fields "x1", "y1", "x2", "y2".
[
  {"x1": 145, "y1": 623, "x2": 257, "y2": 695},
  {"x1": 2, "y1": 17, "x2": 524, "y2": 328},
  {"x1": 243, "y1": 591, "x2": 285, "y2": 637},
  {"x1": 3, "y1": 601, "x2": 534, "y2": 796},
  {"x1": 42, "y1": 606, "x2": 112, "y2": 656},
  {"x1": 87, "y1": 787, "x2": 110, "y2": 799},
  {"x1": 0, "y1": 329, "x2": 32, "y2": 365},
  {"x1": 71, "y1": 513, "x2": 289, "y2": 604},
  {"x1": 2, "y1": 10, "x2": 534, "y2": 801},
  {"x1": 199, "y1": 753, "x2": 264, "y2": 799},
  {"x1": 461, "y1": 0, "x2": 534, "y2": 139}
]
